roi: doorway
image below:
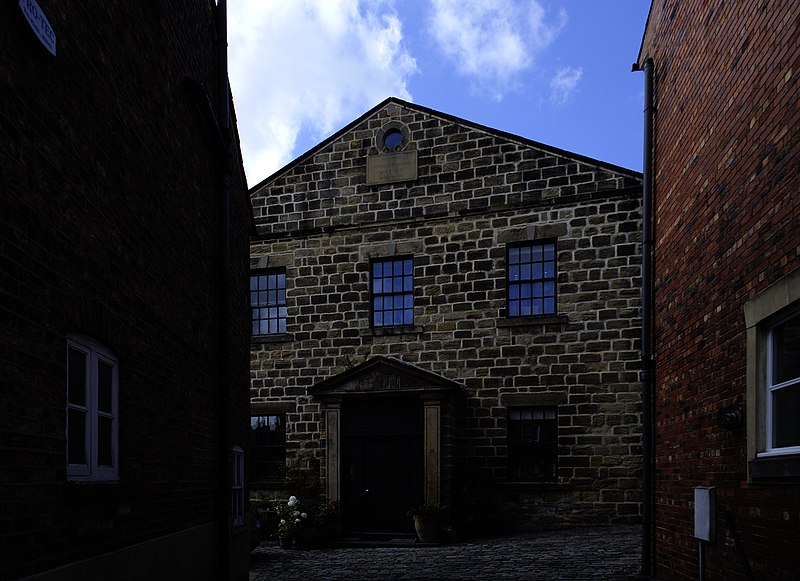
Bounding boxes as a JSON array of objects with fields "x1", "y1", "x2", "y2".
[{"x1": 341, "y1": 397, "x2": 423, "y2": 534}]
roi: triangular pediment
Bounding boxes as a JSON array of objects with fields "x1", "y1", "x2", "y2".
[
  {"x1": 249, "y1": 97, "x2": 642, "y2": 239},
  {"x1": 309, "y1": 356, "x2": 462, "y2": 398}
]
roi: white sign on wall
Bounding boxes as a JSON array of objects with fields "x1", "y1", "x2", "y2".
[{"x1": 19, "y1": 0, "x2": 56, "y2": 56}]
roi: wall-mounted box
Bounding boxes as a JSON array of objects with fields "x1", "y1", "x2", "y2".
[{"x1": 694, "y1": 486, "x2": 716, "y2": 541}]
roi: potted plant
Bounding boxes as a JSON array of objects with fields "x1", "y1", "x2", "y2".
[{"x1": 407, "y1": 504, "x2": 446, "y2": 543}]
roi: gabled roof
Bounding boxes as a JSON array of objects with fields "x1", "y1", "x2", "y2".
[
  {"x1": 248, "y1": 96, "x2": 641, "y2": 196},
  {"x1": 309, "y1": 355, "x2": 463, "y2": 399}
]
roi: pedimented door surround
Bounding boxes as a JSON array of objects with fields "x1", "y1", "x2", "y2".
[{"x1": 309, "y1": 356, "x2": 462, "y2": 510}]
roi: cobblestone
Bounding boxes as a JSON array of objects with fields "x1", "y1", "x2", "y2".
[{"x1": 250, "y1": 525, "x2": 645, "y2": 580}]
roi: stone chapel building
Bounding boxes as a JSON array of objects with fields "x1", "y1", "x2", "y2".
[{"x1": 249, "y1": 98, "x2": 643, "y2": 535}]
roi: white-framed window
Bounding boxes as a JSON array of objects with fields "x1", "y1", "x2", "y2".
[
  {"x1": 764, "y1": 310, "x2": 800, "y2": 455},
  {"x1": 744, "y1": 266, "x2": 800, "y2": 480},
  {"x1": 232, "y1": 446, "x2": 245, "y2": 527},
  {"x1": 66, "y1": 336, "x2": 118, "y2": 481}
]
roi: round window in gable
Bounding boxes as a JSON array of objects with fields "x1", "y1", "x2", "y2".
[
  {"x1": 376, "y1": 122, "x2": 409, "y2": 153},
  {"x1": 383, "y1": 128, "x2": 403, "y2": 151}
]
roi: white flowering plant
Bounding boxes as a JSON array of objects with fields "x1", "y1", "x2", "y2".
[
  {"x1": 276, "y1": 495, "x2": 309, "y2": 539},
  {"x1": 273, "y1": 495, "x2": 342, "y2": 547}
]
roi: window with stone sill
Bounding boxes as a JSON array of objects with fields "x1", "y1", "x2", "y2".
[
  {"x1": 507, "y1": 241, "x2": 557, "y2": 318},
  {"x1": 745, "y1": 267, "x2": 800, "y2": 480},
  {"x1": 507, "y1": 406, "x2": 558, "y2": 482},
  {"x1": 251, "y1": 414, "x2": 286, "y2": 484},
  {"x1": 251, "y1": 269, "x2": 286, "y2": 335},
  {"x1": 371, "y1": 256, "x2": 414, "y2": 327}
]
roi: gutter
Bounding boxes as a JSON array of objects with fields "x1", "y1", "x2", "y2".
[
  {"x1": 215, "y1": 1, "x2": 233, "y2": 579},
  {"x1": 632, "y1": 57, "x2": 654, "y2": 577}
]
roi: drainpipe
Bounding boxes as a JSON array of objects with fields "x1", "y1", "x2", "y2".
[
  {"x1": 632, "y1": 57, "x2": 654, "y2": 577},
  {"x1": 215, "y1": 0, "x2": 232, "y2": 579}
]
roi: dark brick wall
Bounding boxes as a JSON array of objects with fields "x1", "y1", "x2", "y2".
[
  {"x1": 250, "y1": 100, "x2": 644, "y2": 528},
  {"x1": 0, "y1": 1, "x2": 250, "y2": 578},
  {"x1": 639, "y1": 1, "x2": 799, "y2": 579}
]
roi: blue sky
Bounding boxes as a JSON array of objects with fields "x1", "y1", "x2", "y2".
[{"x1": 229, "y1": 1, "x2": 651, "y2": 188}]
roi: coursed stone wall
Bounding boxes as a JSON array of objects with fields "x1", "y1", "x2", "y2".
[{"x1": 251, "y1": 99, "x2": 643, "y2": 528}]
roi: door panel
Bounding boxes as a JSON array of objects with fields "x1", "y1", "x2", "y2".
[{"x1": 342, "y1": 398, "x2": 423, "y2": 534}]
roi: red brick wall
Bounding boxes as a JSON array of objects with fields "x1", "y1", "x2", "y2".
[
  {"x1": 0, "y1": 1, "x2": 250, "y2": 578},
  {"x1": 639, "y1": 1, "x2": 799, "y2": 579}
]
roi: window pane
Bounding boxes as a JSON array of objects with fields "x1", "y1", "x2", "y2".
[
  {"x1": 543, "y1": 244, "x2": 555, "y2": 260},
  {"x1": 374, "y1": 297, "x2": 383, "y2": 311},
  {"x1": 544, "y1": 298, "x2": 555, "y2": 314},
  {"x1": 250, "y1": 276, "x2": 258, "y2": 291},
  {"x1": 68, "y1": 408, "x2": 87, "y2": 465},
  {"x1": 404, "y1": 259, "x2": 413, "y2": 275},
  {"x1": 509, "y1": 265, "x2": 519, "y2": 281},
  {"x1": 394, "y1": 311, "x2": 404, "y2": 325},
  {"x1": 543, "y1": 261, "x2": 555, "y2": 278},
  {"x1": 520, "y1": 264, "x2": 531, "y2": 280},
  {"x1": 404, "y1": 309, "x2": 413, "y2": 325},
  {"x1": 373, "y1": 279, "x2": 382, "y2": 294},
  {"x1": 98, "y1": 361, "x2": 113, "y2": 413},
  {"x1": 68, "y1": 348, "x2": 86, "y2": 406},
  {"x1": 98, "y1": 416, "x2": 113, "y2": 466},
  {"x1": 374, "y1": 312, "x2": 383, "y2": 326},
  {"x1": 773, "y1": 315, "x2": 800, "y2": 384},
  {"x1": 773, "y1": 384, "x2": 800, "y2": 448},
  {"x1": 373, "y1": 262, "x2": 382, "y2": 277},
  {"x1": 404, "y1": 294, "x2": 413, "y2": 309},
  {"x1": 404, "y1": 275, "x2": 413, "y2": 291},
  {"x1": 509, "y1": 301, "x2": 519, "y2": 316},
  {"x1": 509, "y1": 247, "x2": 519, "y2": 264}
]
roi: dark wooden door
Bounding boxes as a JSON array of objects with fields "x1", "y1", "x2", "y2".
[{"x1": 342, "y1": 397, "x2": 423, "y2": 534}]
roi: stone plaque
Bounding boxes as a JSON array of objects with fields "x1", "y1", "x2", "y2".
[{"x1": 366, "y1": 150, "x2": 418, "y2": 185}]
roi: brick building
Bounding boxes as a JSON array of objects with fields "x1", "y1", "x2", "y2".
[
  {"x1": 249, "y1": 98, "x2": 644, "y2": 535},
  {"x1": 1, "y1": 1, "x2": 251, "y2": 579},
  {"x1": 637, "y1": 1, "x2": 799, "y2": 579}
]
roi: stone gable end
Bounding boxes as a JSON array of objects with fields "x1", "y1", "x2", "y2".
[{"x1": 249, "y1": 97, "x2": 644, "y2": 532}]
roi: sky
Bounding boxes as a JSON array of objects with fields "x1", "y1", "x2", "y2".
[{"x1": 228, "y1": 1, "x2": 651, "y2": 188}]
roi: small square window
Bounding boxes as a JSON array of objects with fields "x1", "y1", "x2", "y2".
[
  {"x1": 507, "y1": 241, "x2": 557, "y2": 317},
  {"x1": 371, "y1": 257, "x2": 414, "y2": 327}
]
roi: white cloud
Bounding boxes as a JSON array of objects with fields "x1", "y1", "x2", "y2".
[
  {"x1": 229, "y1": 0, "x2": 417, "y2": 186},
  {"x1": 549, "y1": 66, "x2": 583, "y2": 105},
  {"x1": 428, "y1": 0, "x2": 566, "y2": 100}
]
